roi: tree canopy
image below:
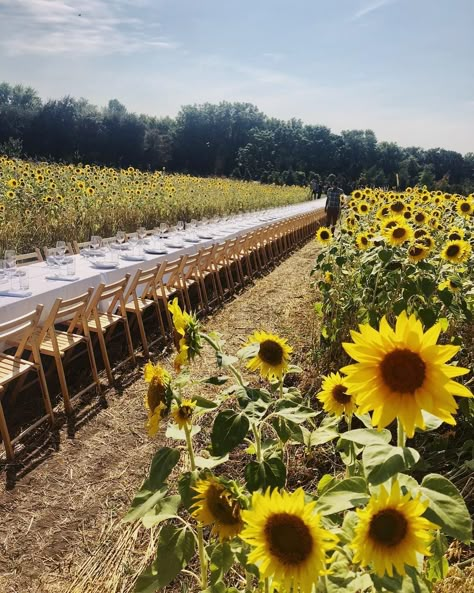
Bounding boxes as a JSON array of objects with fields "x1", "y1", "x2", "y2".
[{"x1": 0, "y1": 82, "x2": 472, "y2": 193}]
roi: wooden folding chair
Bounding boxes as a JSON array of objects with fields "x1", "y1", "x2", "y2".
[
  {"x1": 124, "y1": 265, "x2": 166, "y2": 357},
  {"x1": 84, "y1": 275, "x2": 136, "y2": 385},
  {"x1": 16, "y1": 249, "x2": 44, "y2": 266},
  {"x1": 211, "y1": 242, "x2": 235, "y2": 299},
  {"x1": 194, "y1": 245, "x2": 222, "y2": 310},
  {"x1": 152, "y1": 258, "x2": 188, "y2": 332},
  {"x1": 179, "y1": 251, "x2": 208, "y2": 314},
  {"x1": 21, "y1": 291, "x2": 101, "y2": 415},
  {"x1": 0, "y1": 306, "x2": 53, "y2": 461}
]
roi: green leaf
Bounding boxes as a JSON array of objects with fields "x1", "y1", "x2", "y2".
[
  {"x1": 271, "y1": 417, "x2": 304, "y2": 444},
  {"x1": 362, "y1": 444, "x2": 420, "y2": 485},
  {"x1": 316, "y1": 477, "x2": 369, "y2": 515},
  {"x1": 393, "y1": 299, "x2": 407, "y2": 316},
  {"x1": 418, "y1": 411, "x2": 443, "y2": 432},
  {"x1": 438, "y1": 289, "x2": 453, "y2": 307},
  {"x1": 317, "y1": 474, "x2": 336, "y2": 494},
  {"x1": 421, "y1": 474, "x2": 473, "y2": 543},
  {"x1": 216, "y1": 352, "x2": 239, "y2": 367},
  {"x1": 192, "y1": 395, "x2": 219, "y2": 409},
  {"x1": 335, "y1": 255, "x2": 346, "y2": 267},
  {"x1": 211, "y1": 410, "x2": 250, "y2": 456},
  {"x1": 339, "y1": 428, "x2": 392, "y2": 446},
  {"x1": 142, "y1": 495, "x2": 181, "y2": 528},
  {"x1": 202, "y1": 376, "x2": 229, "y2": 386},
  {"x1": 166, "y1": 423, "x2": 201, "y2": 441},
  {"x1": 245, "y1": 457, "x2": 286, "y2": 492},
  {"x1": 178, "y1": 470, "x2": 198, "y2": 510},
  {"x1": 148, "y1": 447, "x2": 181, "y2": 490},
  {"x1": 236, "y1": 343, "x2": 259, "y2": 359},
  {"x1": 194, "y1": 454, "x2": 229, "y2": 469},
  {"x1": 124, "y1": 487, "x2": 168, "y2": 523},
  {"x1": 420, "y1": 277, "x2": 437, "y2": 298},
  {"x1": 208, "y1": 541, "x2": 234, "y2": 586},
  {"x1": 304, "y1": 425, "x2": 340, "y2": 447},
  {"x1": 274, "y1": 399, "x2": 320, "y2": 424},
  {"x1": 419, "y1": 308, "x2": 437, "y2": 329},
  {"x1": 378, "y1": 249, "x2": 392, "y2": 263},
  {"x1": 286, "y1": 364, "x2": 303, "y2": 374},
  {"x1": 153, "y1": 525, "x2": 195, "y2": 588},
  {"x1": 426, "y1": 531, "x2": 449, "y2": 583}
]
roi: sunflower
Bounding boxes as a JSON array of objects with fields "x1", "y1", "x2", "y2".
[
  {"x1": 358, "y1": 201, "x2": 370, "y2": 215},
  {"x1": 341, "y1": 311, "x2": 472, "y2": 437},
  {"x1": 316, "y1": 226, "x2": 333, "y2": 244},
  {"x1": 438, "y1": 278, "x2": 461, "y2": 292},
  {"x1": 192, "y1": 476, "x2": 243, "y2": 540},
  {"x1": 324, "y1": 271, "x2": 333, "y2": 284},
  {"x1": 447, "y1": 227, "x2": 465, "y2": 241},
  {"x1": 246, "y1": 330, "x2": 292, "y2": 381},
  {"x1": 390, "y1": 200, "x2": 405, "y2": 214},
  {"x1": 407, "y1": 243, "x2": 429, "y2": 263},
  {"x1": 143, "y1": 362, "x2": 171, "y2": 436},
  {"x1": 440, "y1": 240, "x2": 471, "y2": 264},
  {"x1": 168, "y1": 298, "x2": 202, "y2": 370},
  {"x1": 352, "y1": 480, "x2": 436, "y2": 577},
  {"x1": 456, "y1": 199, "x2": 473, "y2": 218},
  {"x1": 240, "y1": 488, "x2": 337, "y2": 593},
  {"x1": 355, "y1": 232, "x2": 370, "y2": 250},
  {"x1": 317, "y1": 372, "x2": 357, "y2": 418},
  {"x1": 376, "y1": 205, "x2": 391, "y2": 220},
  {"x1": 381, "y1": 215, "x2": 403, "y2": 234},
  {"x1": 420, "y1": 234, "x2": 434, "y2": 251},
  {"x1": 385, "y1": 223, "x2": 413, "y2": 247},
  {"x1": 171, "y1": 398, "x2": 196, "y2": 429}
]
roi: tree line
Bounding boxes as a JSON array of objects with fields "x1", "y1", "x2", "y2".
[{"x1": 1, "y1": 81, "x2": 473, "y2": 193}]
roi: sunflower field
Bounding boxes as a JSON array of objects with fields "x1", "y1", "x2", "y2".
[
  {"x1": 0, "y1": 155, "x2": 307, "y2": 253},
  {"x1": 124, "y1": 177, "x2": 474, "y2": 593}
]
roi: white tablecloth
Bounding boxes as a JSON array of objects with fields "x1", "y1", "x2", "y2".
[{"x1": 0, "y1": 200, "x2": 324, "y2": 328}]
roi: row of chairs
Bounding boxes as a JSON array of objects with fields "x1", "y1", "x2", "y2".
[{"x1": 0, "y1": 210, "x2": 321, "y2": 462}]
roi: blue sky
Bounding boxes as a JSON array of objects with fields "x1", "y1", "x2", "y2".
[{"x1": 1, "y1": 0, "x2": 473, "y2": 153}]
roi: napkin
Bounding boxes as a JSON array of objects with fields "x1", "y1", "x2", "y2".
[
  {"x1": 46, "y1": 275, "x2": 80, "y2": 282},
  {"x1": 0, "y1": 289, "x2": 33, "y2": 298}
]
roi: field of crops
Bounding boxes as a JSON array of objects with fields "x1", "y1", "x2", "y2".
[{"x1": 0, "y1": 155, "x2": 308, "y2": 253}]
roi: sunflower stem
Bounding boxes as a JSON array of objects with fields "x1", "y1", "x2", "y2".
[
  {"x1": 252, "y1": 423, "x2": 263, "y2": 463},
  {"x1": 279, "y1": 379, "x2": 284, "y2": 399},
  {"x1": 184, "y1": 422, "x2": 208, "y2": 591},
  {"x1": 264, "y1": 577, "x2": 270, "y2": 593},
  {"x1": 397, "y1": 420, "x2": 406, "y2": 448},
  {"x1": 245, "y1": 569, "x2": 253, "y2": 592}
]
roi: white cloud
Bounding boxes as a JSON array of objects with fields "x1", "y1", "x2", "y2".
[
  {"x1": 0, "y1": 0, "x2": 178, "y2": 55},
  {"x1": 351, "y1": 0, "x2": 396, "y2": 21}
]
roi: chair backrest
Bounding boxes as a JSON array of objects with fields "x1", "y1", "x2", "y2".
[
  {"x1": 124, "y1": 265, "x2": 159, "y2": 305},
  {"x1": 72, "y1": 240, "x2": 90, "y2": 254},
  {"x1": 16, "y1": 249, "x2": 44, "y2": 266},
  {"x1": 37, "y1": 290, "x2": 94, "y2": 343},
  {"x1": 181, "y1": 251, "x2": 202, "y2": 281},
  {"x1": 159, "y1": 257, "x2": 186, "y2": 289},
  {"x1": 86, "y1": 274, "x2": 131, "y2": 317},
  {"x1": 44, "y1": 242, "x2": 74, "y2": 258},
  {"x1": 0, "y1": 305, "x2": 43, "y2": 359}
]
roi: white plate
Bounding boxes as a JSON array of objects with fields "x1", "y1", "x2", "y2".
[
  {"x1": 197, "y1": 233, "x2": 214, "y2": 240},
  {"x1": 165, "y1": 241, "x2": 185, "y2": 249},
  {"x1": 120, "y1": 254, "x2": 147, "y2": 261},
  {"x1": 92, "y1": 261, "x2": 120, "y2": 269},
  {"x1": 144, "y1": 247, "x2": 168, "y2": 255},
  {"x1": 184, "y1": 236, "x2": 201, "y2": 243}
]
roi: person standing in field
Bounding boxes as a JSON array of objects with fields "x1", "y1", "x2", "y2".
[
  {"x1": 325, "y1": 180, "x2": 344, "y2": 233},
  {"x1": 309, "y1": 177, "x2": 320, "y2": 200}
]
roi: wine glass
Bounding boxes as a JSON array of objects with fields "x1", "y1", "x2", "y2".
[
  {"x1": 90, "y1": 235, "x2": 101, "y2": 257},
  {"x1": 128, "y1": 232, "x2": 138, "y2": 254},
  {"x1": 159, "y1": 222, "x2": 169, "y2": 239},
  {"x1": 176, "y1": 220, "x2": 184, "y2": 233},
  {"x1": 4, "y1": 249, "x2": 16, "y2": 289},
  {"x1": 116, "y1": 230, "x2": 126, "y2": 245},
  {"x1": 0, "y1": 259, "x2": 7, "y2": 284},
  {"x1": 56, "y1": 240, "x2": 66, "y2": 264},
  {"x1": 137, "y1": 226, "x2": 147, "y2": 241}
]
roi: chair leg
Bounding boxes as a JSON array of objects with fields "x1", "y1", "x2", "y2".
[
  {"x1": 123, "y1": 318, "x2": 137, "y2": 364},
  {"x1": 135, "y1": 311, "x2": 150, "y2": 358},
  {"x1": 96, "y1": 330, "x2": 114, "y2": 385},
  {"x1": 0, "y1": 399, "x2": 14, "y2": 461},
  {"x1": 54, "y1": 353, "x2": 73, "y2": 415},
  {"x1": 33, "y1": 348, "x2": 55, "y2": 424},
  {"x1": 85, "y1": 337, "x2": 102, "y2": 394}
]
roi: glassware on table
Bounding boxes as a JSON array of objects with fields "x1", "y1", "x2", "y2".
[
  {"x1": 46, "y1": 248, "x2": 58, "y2": 266},
  {"x1": 176, "y1": 220, "x2": 184, "y2": 233},
  {"x1": 4, "y1": 249, "x2": 17, "y2": 289},
  {"x1": 0, "y1": 259, "x2": 7, "y2": 284},
  {"x1": 56, "y1": 240, "x2": 67, "y2": 264},
  {"x1": 19, "y1": 269, "x2": 29, "y2": 290},
  {"x1": 90, "y1": 235, "x2": 102, "y2": 257},
  {"x1": 66, "y1": 258, "x2": 76, "y2": 276},
  {"x1": 116, "y1": 230, "x2": 126, "y2": 245},
  {"x1": 159, "y1": 222, "x2": 169, "y2": 239},
  {"x1": 128, "y1": 232, "x2": 139, "y2": 254}
]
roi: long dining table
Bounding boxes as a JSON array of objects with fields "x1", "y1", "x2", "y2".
[{"x1": 0, "y1": 199, "x2": 325, "y2": 327}]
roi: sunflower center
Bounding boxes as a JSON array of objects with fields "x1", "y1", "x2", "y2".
[
  {"x1": 147, "y1": 380, "x2": 166, "y2": 411},
  {"x1": 380, "y1": 348, "x2": 426, "y2": 393},
  {"x1": 332, "y1": 384, "x2": 351, "y2": 404},
  {"x1": 265, "y1": 513, "x2": 313, "y2": 565},
  {"x1": 391, "y1": 201, "x2": 404, "y2": 212},
  {"x1": 409, "y1": 246, "x2": 423, "y2": 257},
  {"x1": 415, "y1": 213, "x2": 425, "y2": 222},
  {"x1": 259, "y1": 340, "x2": 284, "y2": 367},
  {"x1": 449, "y1": 232, "x2": 461, "y2": 241},
  {"x1": 361, "y1": 237, "x2": 368, "y2": 245},
  {"x1": 446, "y1": 244, "x2": 460, "y2": 257},
  {"x1": 369, "y1": 509, "x2": 408, "y2": 547},
  {"x1": 385, "y1": 221, "x2": 397, "y2": 229},
  {"x1": 460, "y1": 202, "x2": 470, "y2": 212},
  {"x1": 178, "y1": 405, "x2": 193, "y2": 421},
  {"x1": 206, "y1": 484, "x2": 240, "y2": 525},
  {"x1": 392, "y1": 227, "x2": 406, "y2": 239},
  {"x1": 320, "y1": 230, "x2": 329, "y2": 240}
]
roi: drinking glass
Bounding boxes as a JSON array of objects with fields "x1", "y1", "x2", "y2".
[
  {"x1": 176, "y1": 220, "x2": 184, "y2": 233},
  {"x1": 90, "y1": 235, "x2": 102, "y2": 257},
  {"x1": 159, "y1": 222, "x2": 169, "y2": 239},
  {"x1": 128, "y1": 232, "x2": 138, "y2": 254},
  {"x1": 46, "y1": 248, "x2": 58, "y2": 267},
  {"x1": 4, "y1": 249, "x2": 17, "y2": 289},
  {"x1": 66, "y1": 258, "x2": 76, "y2": 276},
  {"x1": 116, "y1": 230, "x2": 126, "y2": 245},
  {"x1": 56, "y1": 240, "x2": 66, "y2": 264},
  {"x1": 0, "y1": 259, "x2": 6, "y2": 283},
  {"x1": 19, "y1": 270, "x2": 29, "y2": 290},
  {"x1": 137, "y1": 226, "x2": 147, "y2": 241}
]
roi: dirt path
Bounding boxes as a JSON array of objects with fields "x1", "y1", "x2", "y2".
[{"x1": 0, "y1": 240, "x2": 321, "y2": 593}]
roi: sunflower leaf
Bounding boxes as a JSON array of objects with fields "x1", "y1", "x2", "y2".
[
  {"x1": 141, "y1": 495, "x2": 181, "y2": 528},
  {"x1": 211, "y1": 410, "x2": 250, "y2": 456},
  {"x1": 316, "y1": 477, "x2": 369, "y2": 516},
  {"x1": 178, "y1": 470, "x2": 199, "y2": 510},
  {"x1": 148, "y1": 446, "x2": 180, "y2": 490},
  {"x1": 338, "y1": 428, "x2": 391, "y2": 446},
  {"x1": 152, "y1": 525, "x2": 195, "y2": 588},
  {"x1": 166, "y1": 423, "x2": 201, "y2": 441},
  {"x1": 124, "y1": 487, "x2": 168, "y2": 524},
  {"x1": 362, "y1": 444, "x2": 420, "y2": 485},
  {"x1": 421, "y1": 474, "x2": 472, "y2": 543},
  {"x1": 208, "y1": 541, "x2": 234, "y2": 586},
  {"x1": 194, "y1": 454, "x2": 229, "y2": 469},
  {"x1": 245, "y1": 457, "x2": 286, "y2": 492}
]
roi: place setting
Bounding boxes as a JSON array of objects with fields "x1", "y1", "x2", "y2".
[
  {"x1": 0, "y1": 251, "x2": 32, "y2": 298},
  {"x1": 45, "y1": 241, "x2": 80, "y2": 281}
]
